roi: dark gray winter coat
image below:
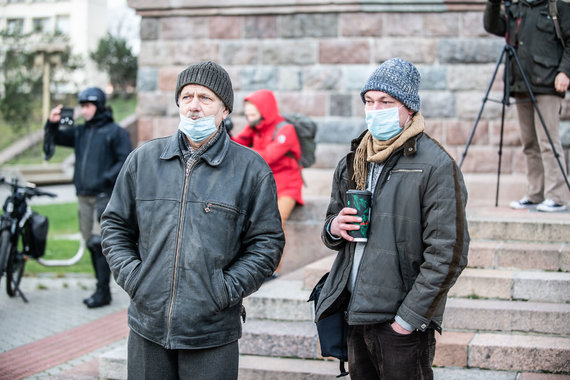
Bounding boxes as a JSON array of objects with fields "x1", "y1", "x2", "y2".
[{"x1": 315, "y1": 128, "x2": 469, "y2": 332}]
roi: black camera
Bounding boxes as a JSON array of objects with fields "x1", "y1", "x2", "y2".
[{"x1": 59, "y1": 107, "x2": 74, "y2": 127}]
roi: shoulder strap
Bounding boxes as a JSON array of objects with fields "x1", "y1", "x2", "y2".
[
  {"x1": 272, "y1": 121, "x2": 289, "y2": 140},
  {"x1": 550, "y1": 0, "x2": 566, "y2": 48}
]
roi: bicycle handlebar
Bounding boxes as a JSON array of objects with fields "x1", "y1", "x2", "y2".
[{"x1": 0, "y1": 177, "x2": 58, "y2": 199}]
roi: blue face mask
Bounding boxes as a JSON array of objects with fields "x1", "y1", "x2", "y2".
[
  {"x1": 178, "y1": 114, "x2": 218, "y2": 142},
  {"x1": 365, "y1": 106, "x2": 403, "y2": 141}
]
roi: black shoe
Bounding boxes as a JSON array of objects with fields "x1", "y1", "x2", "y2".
[
  {"x1": 85, "y1": 291, "x2": 112, "y2": 308},
  {"x1": 83, "y1": 292, "x2": 97, "y2": 305}
]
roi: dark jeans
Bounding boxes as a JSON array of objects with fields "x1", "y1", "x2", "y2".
[
  {"x1": 127, "y1": 330, "x2": 239, "y2": 380},
  {"x1": 347, "y1": 322, "x2": 435, "y2": 380}
]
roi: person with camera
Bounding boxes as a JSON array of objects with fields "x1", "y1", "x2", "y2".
[
  {"x1": 101, "y1": 61, "x2": 284, "y2": 379},
  {"x1": 314, "y1": 58, "x2": 470, "y2": 380},
  {"x1": 43, "y1": 87, "x2": 132, "y2": 308},
  {"x1": 484, "y1": 0, "x2": 570, "y2": 212}
]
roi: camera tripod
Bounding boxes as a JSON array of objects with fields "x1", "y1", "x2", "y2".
[{"x1": 459, "y1": 0, "x2": 570, "y2": 207}]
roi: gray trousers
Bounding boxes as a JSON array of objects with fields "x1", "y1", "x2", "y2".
[
  {"x1": 127, "y1": 330, "x2": 239, "y2": 380},
  {"x1": 77, "y1": 195, "x2": 99, "y2": 241},
  {"x1": 515, "y1": 94, "x2": 569, "y2": 205}
]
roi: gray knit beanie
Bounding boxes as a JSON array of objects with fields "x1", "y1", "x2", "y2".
[
  {"x1": 360, "y1": 58, "x2": 420, "y2": 112},
  {"x1": 175, "y1": 61, "x2": 234, "y2": 113}
]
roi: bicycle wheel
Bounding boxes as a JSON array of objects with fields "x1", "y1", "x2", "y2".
[
  {"x1": 6, "y1": 231, "x2": 26, "y2": 297},
  {"x1": 0, "y1": 229, "x2": 11, "y2": 281}
]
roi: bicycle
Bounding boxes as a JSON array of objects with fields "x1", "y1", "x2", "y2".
[{"x1": 0, "y1": 177, "x2": 86, "y2": 302}]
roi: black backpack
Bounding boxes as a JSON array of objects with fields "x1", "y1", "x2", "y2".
[{"x1": 274, "y1": 113, "x2": 318, "y2": 168}]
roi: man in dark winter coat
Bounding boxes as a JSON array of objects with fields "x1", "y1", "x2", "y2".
[
  {"x1": 314, "y1": 58, "x2": 470, "y2": 380},
  {"x1": 101, "y1": 61, "x2": 284, "y2": 379},
  {"x1": 484, "y1": 0, "x2": 570, "y2": 212},
  {"x1": 44, "y1": 87, "x2": 132, "y2": 308}
]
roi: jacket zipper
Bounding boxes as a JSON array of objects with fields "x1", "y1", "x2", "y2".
[
  {"x1": 79, "y1": 127, "x2": 94, "y2": 187},
  {"x1": 166, "y1": 160, "x2": 195, "y2": 346},
  {"x1": 346, "y1": 153, "x2": 399, "y2": 323}
]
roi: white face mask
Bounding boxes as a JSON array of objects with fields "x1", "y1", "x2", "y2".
[
  {"x1": 178, "y1": 114, "x2": 217, "y2": 142},
  {"x1": 365, "y1": 106, "x2": 403, "y2": 141}
]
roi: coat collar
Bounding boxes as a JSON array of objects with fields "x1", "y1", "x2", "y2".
[{"x1": 160, "y1": 128, "x2": 230, "y2": 167}]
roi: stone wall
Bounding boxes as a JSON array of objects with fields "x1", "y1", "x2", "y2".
[{"x1": 129, "y1": 0, "x2": 569, "y2": 174}]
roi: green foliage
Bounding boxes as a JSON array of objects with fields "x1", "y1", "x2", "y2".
[
  {"x1": 90, "y1": 33, "x2": 137, "y2": 96},
  {"x1": 0, "y1": 33, "x2": 43, "y2": 133},
  {"x1": 0, "y1": 31, "x2": 83, "y2": 135}
]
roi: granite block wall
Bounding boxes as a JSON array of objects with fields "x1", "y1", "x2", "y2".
[{"x1": 128, "y1": 0, "x2": 569, "y2": 173}]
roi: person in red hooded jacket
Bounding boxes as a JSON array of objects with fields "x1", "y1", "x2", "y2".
[{"x1": 232, "y1": 89, "x2": 304, "y2": 275}]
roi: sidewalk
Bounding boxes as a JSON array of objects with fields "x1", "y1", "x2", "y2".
[
  {"x1": 0, "y1": 183, "x2": 128, "y2": 380},
  {"x1": 0, "y1": 276, "x2": 130, "y2": 380}
]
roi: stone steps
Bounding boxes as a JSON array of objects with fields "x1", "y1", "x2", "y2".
[
  {"x1": 449, "y1": 268, "x2": 570, "y2": 303},
  {"x1": 97, "y1": 272, "x2": 570, "y2": 377},
  {"x1": 468, "y1": 240, "x2": 569, "y2": 271},
  {"x1": 443, "y1": 298, "x2": 570, "y2": 335},
  {"x1": 302, "y1": 255, "x2": 570, "y2": 302},
  {"x1": 101, "y1": 349, "x2": 561, "y2": 380},
  {"x1": 99, "y1": 315, "x2": 570, "y2": 378},
  {"x1": 282, "y1": 194, "x2": 570, "y2": 276},
  {"x1": 245, "y1": 278, "x2": 570, "y2": 333},
  {"x1": 98, "y1": 176, "x2": 570, "y2": 378}
]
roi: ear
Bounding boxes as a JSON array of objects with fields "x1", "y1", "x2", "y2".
[{"x1": 222, "y1": 107, "x2": 230, "y2": 119}]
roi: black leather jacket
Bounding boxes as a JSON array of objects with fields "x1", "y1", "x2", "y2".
[
  {"x1": 315, "y1": 119, "x2": 469, "y2": 332},
  {"x1": 45, "y1": 109, "x2": 132, "y2": 196},
  {"x1": 484, "y1": 0, "x2": 570, "y2": 97},
  {"x1": 101, "y1": 129, "x2": 285, "y2": 349}
]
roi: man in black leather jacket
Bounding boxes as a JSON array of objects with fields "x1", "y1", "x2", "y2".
[
  {"x1": 44, "y1": 87, "x2": 132, "y2": 308},
  {"x1": 484, "y1": 0, "x2": 570, "y2": 212},
  {"x1": 101, "y1": 61, "x2": 284, "y2": 379}
]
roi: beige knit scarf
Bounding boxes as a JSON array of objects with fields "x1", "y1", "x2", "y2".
[{"x1": 353, "y1": 112, "x2": 425, "y2": 190}]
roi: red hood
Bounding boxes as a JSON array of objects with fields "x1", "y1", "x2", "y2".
[{"x1": 244, "y1": 89, "x2": 283, "y2": 132}]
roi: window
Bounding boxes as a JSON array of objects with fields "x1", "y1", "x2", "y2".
[
  {"x1": 55, "y1": 15, "x2": 70, "y2": 35},
  {"x1": 33, "y1": 18, "x2": 50, "y2": 33},
  {"x1": 7, "y1": 19, "x2": 24, "y2": 35}
]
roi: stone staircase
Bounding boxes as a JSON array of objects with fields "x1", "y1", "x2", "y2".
[{"x1": 99, "y1": 166, "x2": 570, "y2": 379}]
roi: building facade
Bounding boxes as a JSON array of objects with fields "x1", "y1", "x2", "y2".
[
  {"x1": 128, "y1": 0, "x2": 569, "y2": 176},
  {"x1": 0, "y1": 0, "x2": 109, "y2": 91}
]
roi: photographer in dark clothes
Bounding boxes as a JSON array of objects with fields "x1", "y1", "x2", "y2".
[
  {"x1": 484, "y1": 0, "x2": 570, "y2": 212},
  {"x1": 43, "y1": 87, "x2": 132, "y2": 308}
]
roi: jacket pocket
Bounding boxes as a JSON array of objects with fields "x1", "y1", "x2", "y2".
[
  {"x1": 386, "y1": 169, "x2": 423, "y2": 181},
  {"x1": 532, "y1": 54, "x2": 559, "y2": 86},
  {"x1": 124, "y1": 261, "x2": 142, "y2": 299},
  {"x1": 212, "y1": 267, "x2": 230, "y2": 312},
  {"x1": 536, "y1": 11, "x2": 554, "y2": 34},
  {"x1": 396, "y1": 242, "x2": 415, "y2": 293}
]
